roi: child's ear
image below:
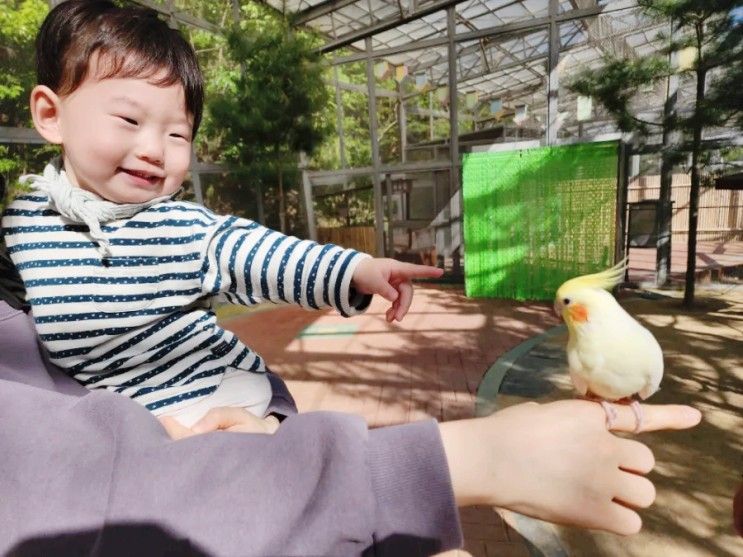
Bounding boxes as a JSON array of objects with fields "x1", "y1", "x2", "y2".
[{"x1": 30, "y1": 85, "x2": 63, "y2": 145}]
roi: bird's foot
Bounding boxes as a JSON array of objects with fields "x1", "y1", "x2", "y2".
[
  {"x1": 600, "y1": 400, "x2": 618, "y2": 430},
  {"x1": 630, "y1": 400, "x2": 643, "y2": 433}
]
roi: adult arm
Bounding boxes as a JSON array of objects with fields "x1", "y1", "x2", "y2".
[
  {"x1": 439, "y1": 400, "x2": 702, "y2": 535},
  {"x1": 0, "y1": 234, "x2": 26, "y2": 309},
  {"x1": 177, "y1": 392, "x2": 703, "y2": 537},
  {"x1": 0, "y1": 302, "x2": 462, "y2": 556}
]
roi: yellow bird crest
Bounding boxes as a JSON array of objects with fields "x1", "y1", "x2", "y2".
[{"x1": 558, "y1": 258, "x2": 627, "y2": 293}]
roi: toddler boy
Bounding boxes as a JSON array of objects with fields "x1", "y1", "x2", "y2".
[{"x1": 2, "y1": 0, "x2": 441, "y2": 429}]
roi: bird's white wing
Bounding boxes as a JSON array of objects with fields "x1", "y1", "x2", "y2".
[{"x1": 571, "y1": 309, "x2": 663, "y2": 400}]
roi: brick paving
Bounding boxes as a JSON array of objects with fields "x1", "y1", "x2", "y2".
[{"x1": 222, "y1": 285, "x2": 559, "y2": 556}]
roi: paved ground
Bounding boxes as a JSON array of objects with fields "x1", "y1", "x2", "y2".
[
  {"x1": 221, "y1": 285, "x2": 556, "y2": 557},
  {"x1": 488, "y1": 285, "x2": 743, "y2": 557},
  {"x1": 219, "y1": 277, "x2": 742, "y2": 556}
]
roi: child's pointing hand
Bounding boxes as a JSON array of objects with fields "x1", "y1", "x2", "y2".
[{"x1": 351, "y1": 258, "x2": 443, "y2": 322}]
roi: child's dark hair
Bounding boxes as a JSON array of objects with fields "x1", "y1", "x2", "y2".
[{"x1": 36, "y1": 0, "x2": 204, "y2": 134}]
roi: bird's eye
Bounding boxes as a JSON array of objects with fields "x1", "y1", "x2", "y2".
[{"x1": 563, "y1": 298, "x2": 571, "y2": 305}]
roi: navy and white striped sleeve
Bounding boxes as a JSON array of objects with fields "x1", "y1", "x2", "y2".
[{"x1": 200, "y1": 215, "x2": 372, "y2": 317}]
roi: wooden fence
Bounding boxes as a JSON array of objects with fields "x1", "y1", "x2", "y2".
[
  {"x1": 317, "y1": 226, "x2": 377, "y2": 256},
  {"x1": 628, "y1": 174, "x2": 742, "y2": 243}
]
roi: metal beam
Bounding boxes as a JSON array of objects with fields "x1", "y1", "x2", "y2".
[
  {"x1": 294, "y1": 0, "x2": 360, "y2": 25},
  {"x1": 324, "y1": 79, "x2": 398, "y2": 98},
  {"x1": 570, "y1": 0, "x2": 638, "y2": 60},
  {"x1": 398, "y1": 80, "x2": 408, "y2": 163},
  {"x1": 306, "y1": 159, "x2": 453, "y2": 181},
  {"x1": 546, "y1": 0, "x2": 560, "y2": 144},
  {"x1": 402, "y1": 51, "x2": 547, "y2": 101},
  {"x1": 332, "y1": 66, "x2": 349, "y2": 170},
  {"x1": 385, "y1": 174, "x2": 394, "y2": 255},
  {"x1": 329, "y1": 12, "x2": 350, "y2": 176},
  {"x1": 189, "y1": 148, "x2": 204, "y2": 205},
  {"x1": 327, "y1": 1, "x2": 637, "y2": 62},
  {"x1": 407, "y1": 107, "x2": 474, "y2": 120},
  {"x1": 447, "y1": 6, "x2": 461, "y2": 272},
  {"x1": 447, "y1": 6, "x2": 459, "y2": 190},
  {"x1": 320, "y1": 0, "x2": 471, "y2": 53},
  {"x1": 477, "y1": 80, "x2": 545, "y2": 104},
  {"x1": 365, "y1": 37, "x2": 385, "y2": 256},
  {"x1": 332, "y1": 35, "x2": 448, "y2": 66},
  {"x1": 299, "y1": 153, "x2": 318, "y2": 241},
  {"x1": 134, "y1": 0, "x2": 220, "y2": 33},
  {"x1": 0, "y1": 127, "x2": 45, "y2": 144}
]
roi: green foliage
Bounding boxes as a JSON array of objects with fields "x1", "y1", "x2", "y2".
[
  {"x1": 568, "y1": 0, "x2": 742, "y2": 144},
  {"x1": 209, "y1": 16, "x2": 330, "y2": 167},
  {"x1": 205, "y1": 5, "x2": 331, "y2": 232},
  {"x1": 0, "y1": 0, "x2": 46, "y2": 121},
  {"x1": 0, "y1": 0, "x2": 51, "y2": 206},
  {"x1": 569, "y1": 57, "x2": 670, "y2": 134},
  {"x1": 567, "y1": 0, "x2": 743, "y2": 305}
]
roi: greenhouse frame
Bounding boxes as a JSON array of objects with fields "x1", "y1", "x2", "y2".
[{"x1": 1, "y1": 0, "x2": 741, "y2": 286}]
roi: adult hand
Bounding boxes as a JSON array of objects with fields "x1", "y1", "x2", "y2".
[
  {"x1": 352, "y1": 258, "x2": 443, "y2": 322},
  {"x1": 160, "y1": 407, "x2": 280, "y2": 440},
  {"x1": 439, "y1": 400, "x2": 702, "y2": 535}
]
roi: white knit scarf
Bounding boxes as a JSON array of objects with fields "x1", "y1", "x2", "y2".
[{"x1": 20, "y1": 160, "x2": 173, "y2": 257}]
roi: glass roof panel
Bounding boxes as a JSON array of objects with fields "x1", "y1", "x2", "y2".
[{"x1": 252, "y1": 0, "x2": 733, "y2": 142}]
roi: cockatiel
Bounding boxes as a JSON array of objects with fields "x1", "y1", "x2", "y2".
[{"x1": 554, "y1": 260, "x2": 663, "y2": 431}]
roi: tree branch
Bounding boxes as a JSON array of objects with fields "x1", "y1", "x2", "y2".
[{"x1": 631, "y1": 116, "x2": 664, "y2": 128}]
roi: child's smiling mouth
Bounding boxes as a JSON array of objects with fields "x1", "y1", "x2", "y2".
[{"x1": 119, "y1": 167, "x2": 163, "y2": 188}]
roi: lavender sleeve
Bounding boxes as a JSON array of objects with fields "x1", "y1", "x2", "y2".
[{"x1": 0, "y1": 302, "x2": 462, "y2": 556}]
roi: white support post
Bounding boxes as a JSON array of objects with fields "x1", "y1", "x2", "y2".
[
  {"x1": 365, "y1": 37, "x2": 385, "y2": 257},
  {"x1": 189, "y1": 149, "x2": 204, "y2": 206},
  {"x1": 300, "y1": 153, "x2": 317, "y2": 241},
  {"x1": 447, "y1": 7, "x2": 461, "y2": 272},
  {"x1": 546, "y1": 0, "x2": 560, "y2": 145}
]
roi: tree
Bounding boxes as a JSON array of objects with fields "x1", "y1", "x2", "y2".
[
  {"x1": 0, "y1": 0, "x2": 54, "y2": 209},
  {"x1": 569, "y1": 0, "x2": 742, "y2": 307},
  {"x1": 208, "y1": 12, "x2": 330, "y2": 233}
]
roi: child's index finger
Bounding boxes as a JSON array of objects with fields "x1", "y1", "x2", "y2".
[{"x1": 393, "y1": 262, "x2": 444, "y2": 278}]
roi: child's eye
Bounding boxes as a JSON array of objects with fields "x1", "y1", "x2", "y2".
[
  {"x1": 170, "y1": 133, "x2": 191, "y2": 142},
  {"x1": 118, "y1": 116, "x2": 138, "y2": 126}
]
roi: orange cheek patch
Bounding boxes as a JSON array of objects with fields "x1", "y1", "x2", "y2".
[{"x1": 568, "y1": 304, "x2": 589, "y2": 323}]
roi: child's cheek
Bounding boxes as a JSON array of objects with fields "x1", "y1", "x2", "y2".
[
  {"x1": 165, "y1": 146, "x2": 191, "y2": 189},
  {"x1": 92, "y1": 133, "x2": 127, "y2": 170}
]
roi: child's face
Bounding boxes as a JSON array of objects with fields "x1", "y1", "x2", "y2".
[{"x1": 55, "y1": 65, "x2": 193, "y2": 204}]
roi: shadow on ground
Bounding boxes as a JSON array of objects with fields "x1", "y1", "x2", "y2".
[
  {"x1": 495, "y1": 287, "x2": 743, "y2": 557},
  {"x1": 222, "y1": 284, "x2": 559, "y2": 424},
  {"x1": 220, "y1": 284, "x2": 742, "y2": 557}
]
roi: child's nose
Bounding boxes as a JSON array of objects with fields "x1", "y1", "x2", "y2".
[{"x1": 136, "y1": 133, "x2": 164, "y2": 165}]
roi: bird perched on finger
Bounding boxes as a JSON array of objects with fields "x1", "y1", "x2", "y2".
[{"x1": 554, "y1": 259, "x2": 663, "y2": 431}]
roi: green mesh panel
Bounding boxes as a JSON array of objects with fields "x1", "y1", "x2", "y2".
[{"x1": 463, "y1": 141, "x2": 618, "y2": 300}]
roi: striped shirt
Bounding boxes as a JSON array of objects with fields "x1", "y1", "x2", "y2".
[{"x1": 2, "y1": 194, "x2": 370, "y2": 414}]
